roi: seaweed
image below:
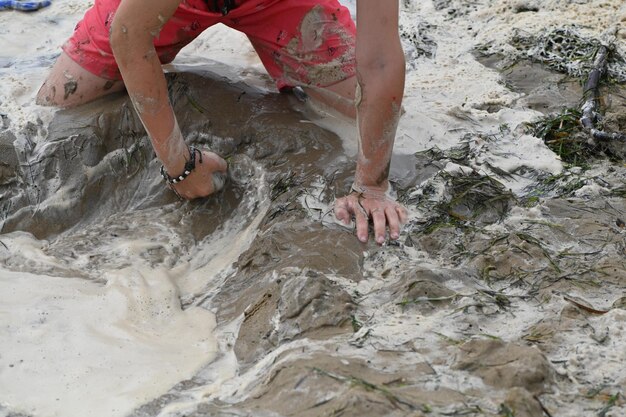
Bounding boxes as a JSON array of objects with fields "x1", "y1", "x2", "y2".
[
  {"x1": 498, "y1": 404, "x2": 514, "y2": 417},
  {"x1": 312, "y1": 367, "x2": 419, "y2": 411},
  {"x1": 186, "y1": 93, "x2": 208, "y2": 114},
  {"x1": 270, "y1": 170, "x2": 302, "y2": 201},
  {"x1": 399, "y1": 21, "x2": 438, "y2": 62},
  {"x1": 526, "y1": 108, "x2": 601, "y2": 166},
  {"x1": 611, "y1": 186, "x2": 626, "y2": 197},
  {"x1": 443, "y1": 172, "x2": 515, "y2": 222},
  {"x1": 350, "y1": 314, "x2": 362, "y2": 332},
  {"x1": 508, "y1": 27, "x2": 626, "y2": 82},
  {"x1": 485, "y1": 26, "x2": 626, "y2": 155},
  {"x1": 403, "y1": 168, "x2": 515, "y2": 242},
  {"x1": 397, "y1": 293, "x2": 461, "y2": 308},
  {"x1": 597, "y1": 393, "x2": 620, "y2": 417},
  {"x1": 433, "y1": 331, "x2": 466, "y2": 346}
]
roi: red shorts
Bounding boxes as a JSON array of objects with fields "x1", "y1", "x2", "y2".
[{"x1": 62, "y1": 0, "x2": 356, "y2": 91}]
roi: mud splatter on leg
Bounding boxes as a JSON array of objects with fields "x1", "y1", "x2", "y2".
[
  {"x1": 64, "y1": 80, "x2": 78, "y2": 100},
  {"x1": 354, "y1": 80, "x2": 362, "y2": 107}
]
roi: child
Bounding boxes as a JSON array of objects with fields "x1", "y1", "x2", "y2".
[{"x1": 37, "y1": 0, "x2": 406, "y2": 244}]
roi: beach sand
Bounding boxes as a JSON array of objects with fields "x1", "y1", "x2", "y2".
[{"x1": 1, "y1": 1, "x2": 626, "y2": 416}]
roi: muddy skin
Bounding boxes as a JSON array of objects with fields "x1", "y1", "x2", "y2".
[
  {"x1": 38, "y1": 84, "x2": 58, "y2": 104},
  {"x1": 142, "y1": 48, "x2": 157, "y2": 60},
  {"x1": 129, "y1": 92, "x2": 166, "y2": 117},
  {"x1": 353, "y1": 76, "x2": 399, "y2": 190},
  {"x1": 103, "y1": 80, "x2": 115, "y2": 91},
  {"x1": 63, "y1": 80, "x2": 78, "y2": 100},
  {"x1": 374, "y1": 159, "x2": 391, "y2": 186}
]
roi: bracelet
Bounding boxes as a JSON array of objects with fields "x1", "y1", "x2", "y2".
[{"x1": 160, "y1": 146, "x2": 203, "y2": 185}]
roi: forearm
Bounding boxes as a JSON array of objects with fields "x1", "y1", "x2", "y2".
[
  {"x1": 354, "y1": 53, "x2": 405, "y2": 191},
  {"x1": 311, "y1": 1, "x2": 408, "y2": 243},
  {"x1": 353, "y1": 0, "x2": 405, "y2": 192},
  {"x1": 115, "y1": 44, "x2": 187, "y2": 170},
  {"x1": 110, "y1": 0, "x2": 187, "y2": 173}
]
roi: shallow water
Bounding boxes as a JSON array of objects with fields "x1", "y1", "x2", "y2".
[{"x1": 1, "y1": 1, "x2": 626, "y2": 416}]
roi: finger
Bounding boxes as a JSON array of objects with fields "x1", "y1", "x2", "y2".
[
  {"x1": 371, "y1": 207, "x2": 387, "y2": 245},
  {"x1": 385, "y1": 206, "x2": 400, "y2": 240},
  {"x1": 334, "y1": 198, "x2": 351, "y2": 225},
  {"x1": 396, "y1": 205, "x2": 408, "y2": 224},
  {"x1": 351, "y1": 199, "x2": 369, "y2": 243}
]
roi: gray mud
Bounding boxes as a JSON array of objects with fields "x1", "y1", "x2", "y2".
[
  {"x1": 2, "y1": 66, "x2": 625, "y2": 416},
  {"x1": 477, "y1": 56, "x2": 584, "y2": 115},
  {"x1": 3, "y1": 0, "x2": 626, "y2": 415}
]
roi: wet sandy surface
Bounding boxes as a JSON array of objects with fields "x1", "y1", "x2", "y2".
[
  {"x1": 1, "y1": 67, "x2": 625, "y2": 416},
  {"x1": 1, "y1": 1, "x2": 626, "y2": 416}
]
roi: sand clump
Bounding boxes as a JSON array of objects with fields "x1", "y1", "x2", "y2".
[
  {"x1": 234, "y1": 269, "x2": 355, "y2": 365},
  {"x1": 453, "y1": 339, "x2": 555, "y2": 394},
  {"x1": 2, "y1": 74, "x2": 626, "y2": 417}
]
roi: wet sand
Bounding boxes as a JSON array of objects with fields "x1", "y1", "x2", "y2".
[
  {"x1": 1, "y1": 67, "x2": 625, "y2": 416},
  {"x1": 1, "y1": 0, "x2": 626, "y2": 416}
]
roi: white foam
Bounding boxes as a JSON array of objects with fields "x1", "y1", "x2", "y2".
[{"x1": 0, "y1": 260, "x2": 217, "y2": 417}]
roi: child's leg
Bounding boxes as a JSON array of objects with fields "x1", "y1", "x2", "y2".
[
  {"x1": 36, "y1": 52, "x2": 125, "y2": 108},
  {"x1": 302, "y1": 76, "x2": 357, "y2": 119},
  {"x1": 37, "y1": 0, "x2": 222, "y2": 109}
]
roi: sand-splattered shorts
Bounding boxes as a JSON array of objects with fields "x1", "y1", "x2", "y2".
[{"x1": 62, "y1": 0, "x2": 356, "y2": 91}]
